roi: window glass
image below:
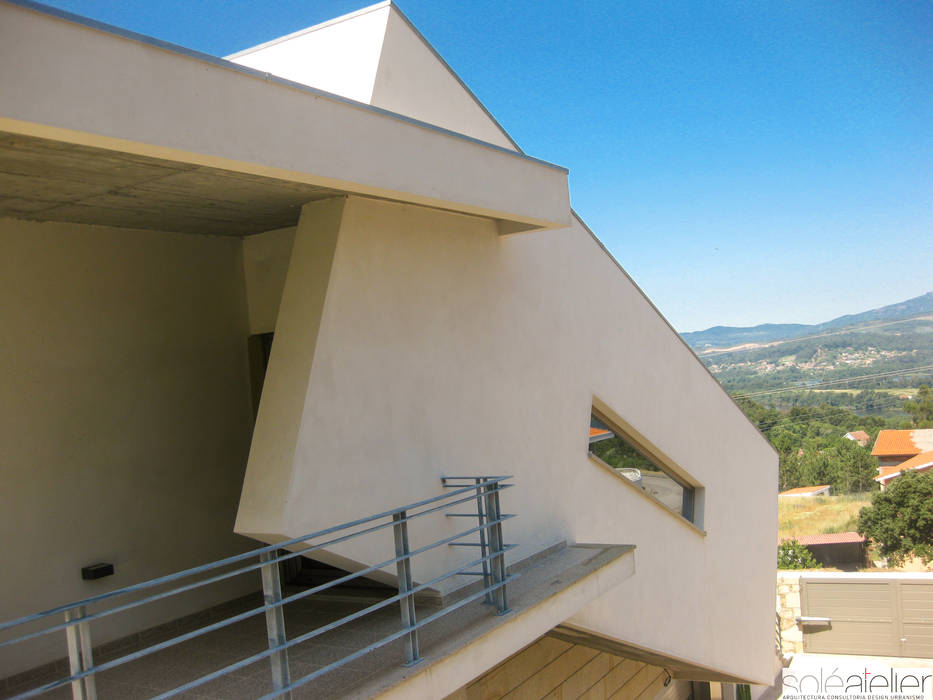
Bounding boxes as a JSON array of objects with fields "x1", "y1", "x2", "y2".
[{"x1": 589, "y1": 413, "x2": 695, "y2": 521}]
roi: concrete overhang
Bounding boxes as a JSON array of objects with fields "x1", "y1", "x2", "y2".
[
  {"x1": 0, "y1": 1, "x2": 571, "y2": 235},
  {"x1": 354, "y1": 543, "x2": 636, "y2": 699}
]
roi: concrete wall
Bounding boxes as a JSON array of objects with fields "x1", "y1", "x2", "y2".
[
  {"x1": 229, "y1": 4, "x2": 517, "y2": 151},
  {"x1": 236, "y1": 195, "x2": 778, "y2": 683},
  {"x1": 242, "y1": 226, "x2": 296, "y2": 334},
  {"x1": 444, "y1": 635, "x2": 675, "y2": 700},
  {"x1": 227, "y1": 4, "x2": 390, "y2": 105},
  {"x1": 0, "y1": 218, "x2": 259, "y2": 672},
  {"x1": 369, "y1": 7, "x2": 517, "y2": 149}
]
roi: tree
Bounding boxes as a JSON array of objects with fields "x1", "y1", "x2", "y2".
[
  {"x1": 799, "y1": 448, "x2": 838, "y2": 490},
  {"x1": 831, "y1": 439, "x2": 879, "y2": 494},
  {"x1": 857, "y1": 470, "x2": 933, "y2": 566},
  {"x1": 778, "y1": 540, "x2": 821, "y2": 569},
  {"x1": 904, "y1": 385, "x2": 933, "y2": 428},
  {"x1": 778, "y1": 452, "x2": 803, "y2": 492}
]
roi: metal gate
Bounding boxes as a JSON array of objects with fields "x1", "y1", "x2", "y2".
[{"x1": 799, "y1": 574, "x2": 933, "y2": 658}]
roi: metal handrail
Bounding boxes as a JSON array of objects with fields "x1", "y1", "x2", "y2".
[
  {"x1": 1, "y1": 476, "x2": 515, "y2": 700},
  {"x1": 0, "y1": 486, "x2": 514, "y2": 649}
]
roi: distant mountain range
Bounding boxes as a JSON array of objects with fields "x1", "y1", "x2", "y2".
[{"x1": 682, "y1": 291, "x2": 933, "y2": 350}]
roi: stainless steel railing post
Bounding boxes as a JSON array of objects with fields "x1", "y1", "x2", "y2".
[
  {"x1": 392, "y1": 511, "x2": 421, "y2": 665},
  {"x1": 483, "y1": 483, "x2": 511, "y2": 615},
  {"x1": 64, "y1": 605, "x2": 96, "y2": 700},
  {"x1": 474, "y1": 477, "x2": 493, "y2": 604},
  {"x1": 259, "y1": 549, "x2": 292, "y2": 698}
]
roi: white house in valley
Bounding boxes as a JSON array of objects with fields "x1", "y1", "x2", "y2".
[{"x1": 0, "y1": 2, "x2": 779, "y2": 698}]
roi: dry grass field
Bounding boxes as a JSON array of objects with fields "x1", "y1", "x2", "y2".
[{"x1": 778, "y1": 494, "x2": 873, "y2": 539}]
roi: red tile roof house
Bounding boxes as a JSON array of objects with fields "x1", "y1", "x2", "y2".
[
  {"x1": 874, "y1": 451, "x2": 933, "y2": 490},
  {"x1": 871, "y1": 428, "x2": 933, "y2": 466},
  {"x1": 778, "y1": 485, "x2": 832, "y2": 498},
  {"x1": 844, "y1": 430, "x2": 870, "y2": 447},
  {"x1": 779, "y1": 532, "x2": 868, "y2": 569}
]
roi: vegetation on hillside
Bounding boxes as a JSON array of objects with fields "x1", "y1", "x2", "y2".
[
  {"x1": 904, "y1": 385, "x2": 933, "y2": 428},
  {"x1": 705, "y1": 317, "x2": 933, "y2": 402},
  {"x1": 690, "y1": 295, "x2": 933, "y2": 563},
  {"x1": 778, "y1": 495, "x2": 872, "y2": 539},
  {"x1": 738, "y1": 398, "x2": 886, "y2": 493}
]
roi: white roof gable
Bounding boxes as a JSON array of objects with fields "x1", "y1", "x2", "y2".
[{"x1": 227, "y1": 2, "x2": 518, "y2": 151}]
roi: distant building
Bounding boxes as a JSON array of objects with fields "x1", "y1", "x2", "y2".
[
  {"x1": 779, "y1": 485, "x2": 832, "y2": 498},
  {"x1": 871, "y1": 429, "x2": 933, "y2": 466},
  {"x1": 874, "y1": 450, "x2": 933, "y2": 490},
  {"x1": 779, "y1": 532, "x2": 867, "y2": 569},
  {"x1": 844, "y1": 430, "x2": 870, "y2": 447}
]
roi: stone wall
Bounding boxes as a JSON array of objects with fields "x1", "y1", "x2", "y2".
[{"x1": 777, "y1": 572, "x2": 802, "y2": 654}]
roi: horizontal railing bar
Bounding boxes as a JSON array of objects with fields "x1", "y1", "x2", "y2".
[
  {"x1": 0, "y1": 509, "x2": 516, "y2": 650},
  {"x1": 7, "y1": 515, "x2": 518, "y2": 696},
  {"x1": 147, "y1": 554, "x2": 518, "y2": 700},
  {"x1": 260, "y1": 575, "x2": 518, "y2": 700},
  {"x1": 0, "y1": 477, "x2": 513, "y2": 633},
  {"x1": 449, "y1": 543, "x2": 517, "y2": 548},
  {"x1": 445, "y1": 512, "x2": 514, "y2": 518},
  {"x1": 455, "y1": 572, "x2": 487, "y2": 576},
  {"x1": 441, "y1": 476, "x2": 511, "y2": 483}
]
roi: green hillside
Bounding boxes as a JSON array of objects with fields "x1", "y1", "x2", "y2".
[
  {"x1": 682, "y1": 291, "x2": 933, "y2": 350},
  {"x1": 701, "y1": 316, "x2": 933, "y2": 414}
]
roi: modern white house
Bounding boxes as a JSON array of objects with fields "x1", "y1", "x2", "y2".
[{"x1": 0, "y1": 2, "x2": 779, "y2": 698}]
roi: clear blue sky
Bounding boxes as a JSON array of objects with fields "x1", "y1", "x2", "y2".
[{"x1": 37, "y1": 0, "x2": 933, "y2": 331}]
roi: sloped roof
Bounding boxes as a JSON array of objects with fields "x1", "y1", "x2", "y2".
[
  {"x1": 846, "y1": 430, "x2": 870, "y2": 441},
  {"x1": 779, "y1": 485, "x2": 831, "y2": 496},
  {"x1": 876, "y1": 466, "x2": 902, "y2": 480},
  {"x1": 874, "y1": 451, "x2": 933, "y2": 482},
  {"x1": 227, "y1": 1, "x2": 520, "y2": 151},
  {"x1": 781, "y1": 532, "x2": 865, "y2": 546},
  {"x1": 871, "y1": 429, "x2": 933, "y2": 457}
]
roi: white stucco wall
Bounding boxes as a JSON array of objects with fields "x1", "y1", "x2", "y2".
[
  {"x1": 1, "y1": 2, "x2": 776, "y2": 683},
  {"x1": 236, "y1": 196, "x2": 778, "y2": 683},
  {"x1": 227, "y1": 4, "x2": 390, "y2": 105},
  {"x1": 368, "y1": 8, "x2": 517, "y2": 149},
  {"x1": 242, "y1": 226, "x2": 296, "y2": 334},
  {"x1": 228, "y1": 3, "x2": 517, "y2": 151},
  {"x1": 0, "y1": 218, "x2": 259, "y2": 672}
]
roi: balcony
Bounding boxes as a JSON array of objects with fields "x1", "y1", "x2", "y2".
[{"x1": 1, "y1": 477, "x2": 634, "y2": 699}]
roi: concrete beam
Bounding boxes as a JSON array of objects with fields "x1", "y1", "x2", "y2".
[{"x1": 0, "y1": 1, "x2": 571, "y2": 232}]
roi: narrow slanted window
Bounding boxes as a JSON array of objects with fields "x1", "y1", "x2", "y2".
[{"x1": 589, "y1": 410, "x2": 696, "y2": 522}]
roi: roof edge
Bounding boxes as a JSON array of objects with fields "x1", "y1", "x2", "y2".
[
  {"x1": 0, "y1": 0, "x2": 565, "y2": 174},
  {"x1": 387, "y1": 2, "x2": 524, "y2": 153},
  {"x1": 572, "y1": 209, "x2": 781, "y2": 462},
  {"x1": 226, "y1": 0, "x2": 524, "y2": 153},
  {"x1": 224, "y1": 1, "x2": 392, "y2": 60}
]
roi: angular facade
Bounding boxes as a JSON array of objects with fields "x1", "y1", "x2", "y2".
[{"x1": 0, "y1": 1, "x2": 778, "y2": 697}]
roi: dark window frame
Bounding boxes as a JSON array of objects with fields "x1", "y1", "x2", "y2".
[{"x1": 588, "y1": 404, "x2": 702, "y2": 528}]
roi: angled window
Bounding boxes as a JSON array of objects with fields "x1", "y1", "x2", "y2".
[{"x1": 589, "y1": 409, "x2": 697, "y2": 523}]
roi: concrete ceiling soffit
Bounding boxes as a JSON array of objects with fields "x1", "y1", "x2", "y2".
[{"x1": 549, "y1": 624, "x2": 758, "y2": 684}]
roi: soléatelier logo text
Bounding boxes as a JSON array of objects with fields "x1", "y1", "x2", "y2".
[{"x1": 783, "y1": 666, "x2": 932, "y2": 700}]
